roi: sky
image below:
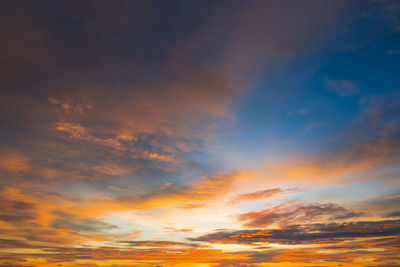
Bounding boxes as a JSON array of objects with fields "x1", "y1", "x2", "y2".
[{"x1": 0, "y1": 0, "x2": 400, "y2": 266}]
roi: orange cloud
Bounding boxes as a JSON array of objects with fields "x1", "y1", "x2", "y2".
[
  {"x1": 115, "y1": 172, "x2": 243, "y2": 210},
  {"x1": 237, "y1": 202, "x2": 364, "y2": 228},
  {"x1": 0, "y1": 152, "x2": 30, "y2": 173},
  {"x1": 162, "y1": 227, "x2": 193, "y2": 233},
  {"x1": 250, "y1": 138, "x2": 400, "y2": 187},
  {"x1": 55, "y1": 122, "x2": 85, "y2": 139},
  {"x1": 230, "y1": 188, "x2": 298, "y2": 205}
]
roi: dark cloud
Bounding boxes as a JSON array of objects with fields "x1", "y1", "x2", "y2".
[
  {"x1": 238, "y1": 202, "x2": 363, "y2": 227},
  {"x1": 190, "y1": 219, "x2": 400, "y2": 245},
  {"x1": 0, "y1": 196, "x2": 36, "y2": 211},
  {"x1": 0, "y1": 0, "x2": 363, "y2": 189},
  {"x1": 0, "y1": 238, "x2": 50, "y2": 249},
  {"x1": 384, "y1": 210, "x2": 400, "y2": 218},
  {"x1": 0, "y1": 214, "x2": 35, "y2": 222},
  {"x1": 0, "y1": 0, "x2": 239, "y2": 189},
  {"x1": 51, "y1": 218, "x2": 118, "y2": 233},
  {"x1": 0, "y1": 194, "x2": 36, "y2": 222},
  {"x1": 330, "y1": 211, "x2": 365, "y2": 220},
  {"x1": 1, "y1": 221, "x2": 399, "y2": 265},
  {"x1": 355, "y1": 192, "x2": 400, "y2": 217}
]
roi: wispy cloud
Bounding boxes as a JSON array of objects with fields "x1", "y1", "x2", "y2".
[
  {"x1": 230, "y1": 188, "x2": 298, "y2": 205},
  {"x1": 324, "y1": 78, "x2": 360, "y2": 97}
]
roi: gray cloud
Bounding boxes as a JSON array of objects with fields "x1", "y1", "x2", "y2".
[
  {"x1": 238, "y1": 203, "x2": 363, "y2": 227},
  {"x1": 190, "y1": 219, "x2": 400, "y2": 245}
]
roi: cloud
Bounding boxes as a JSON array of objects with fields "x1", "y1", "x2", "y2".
[
  {"x1": 116, "y1": 172, "x2": 244, "y2": 210},
  {"x1": 51, "y1": 218, "x2": 118, "y2": 234},
  {"x1": 330, "y1": 211, "x2": 365, "y2": 220},
  {"x1": 286, "y1": 109, "x2": 309, "y2": 117},
  {"x1": 324, "y1": 78, "x2": 360, "y2": 96},
  {"x1": 0, "y1": 150, "x2": 71, "y2": 179},
  {"x1": 191, "y1": 219, "x2": 400, "y2": 245},
  {"x1": 365, "y1": 0, "x2": 400, "y2": 32},
  {"x1": 0, "y1": 152, "x2": 31, "y2": 173},
  {"x1": 249, "y1": 93, "x2": 400, "y2": 188},
  {"x1": 384, "y1": 211, "x2": 400, "y2": 218},
  {"x1": 264, "y1": 137, "x2": 400, "y2": 185},
  {"x1": 175, "y1": 203, "x2": 209, "y2": 209},
  {"x1": 357, "y1": 93, "x2": 400, "y2": 133},
  {"x1": 238, "y1": 202, "x2": 363, "y2": 227},
  {"x1": 0, "y1": 185, "x2": 142, "y2": 248},
  {"x1": 352, "y1": 192, "x2": 400, "y2": 218},
  {"x1": 298, "y1": 109, "x2": 309, "y2": 115},
  {"x1": 0, "y1": 1, "x2": 240, "y2": 187},
  {"x1": 0, "y1": 184, "x2": 398, "y2": 266},
  {"x1": 0, "y1": 214, "x2": 35, "y2": 222},
  {"x1": 0, "y1": 245, "x2": 251, "y2": 266},
  {"x1": 118, "y1": 240, "x2": 203, "y2": 248},
  {"x1": 0, "y1": 0, "x2": 360, "y2": 188},
  {"x1": 55, "y1": 122, "x2": 86, "y2": 139},
  {"x1": 1, "y1": 1, "x2": 398, "y2": 267},
  {"x1": 0, "y1": 193, "x2": 37, "y2": 223},
  {"x1": 162, "y1": 227, "x2": 194, "y2": 233},
  {"x1": 230, "y1": 188, "x2": 298, "y2": 205}
]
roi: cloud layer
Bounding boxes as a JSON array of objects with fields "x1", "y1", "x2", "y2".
[{"x1": 1, "y1": 0, "x2": 400, "y2": 266}]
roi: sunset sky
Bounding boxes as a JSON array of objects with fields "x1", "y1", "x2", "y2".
[{"x1": 1, "y1": 1, "x2": 400, "y2": 266}]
